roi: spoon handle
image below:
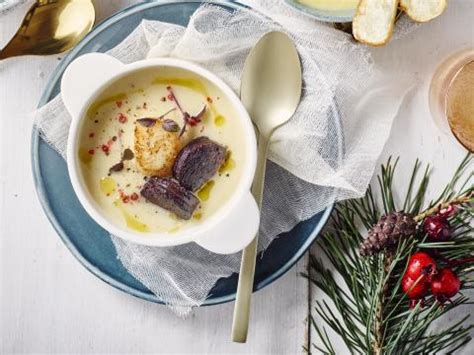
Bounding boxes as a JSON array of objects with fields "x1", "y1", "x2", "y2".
[
  {"x1": 249, "y1": 134, "x2": 269, "y2": 206},
  {"x1": 231, "y1": 134, "x2": 269, "y2": 343}
]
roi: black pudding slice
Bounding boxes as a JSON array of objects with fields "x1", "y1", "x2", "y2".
[
  {"x1": 173, "y1": 137, "x2": 227, "y2": 191},
  {"x1": 140, "y1": 177, "x2": 199, "y2": 220}
]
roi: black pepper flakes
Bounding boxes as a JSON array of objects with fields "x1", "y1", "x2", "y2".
[
  {"x1": 122, "y1": 148, "x2": 134, "y2": 161},
  {"x1": 109, "y1": 161, "x2": 124, "y2": 173}
]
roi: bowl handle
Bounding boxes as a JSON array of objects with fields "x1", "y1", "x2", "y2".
[
  {"x1": 195, "y1": 191, "x2": 260, "y2": 254},
  {"x1": 61, "y1": 53, "x2": 125, "y2": 118}
]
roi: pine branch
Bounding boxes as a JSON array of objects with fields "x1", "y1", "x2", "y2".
[
  {"x1": 414, "y1": 190, "x2": 473, "y2": 222},
  {"x1": 307, "y1": 154, "x2": 473, "y2": 354}
]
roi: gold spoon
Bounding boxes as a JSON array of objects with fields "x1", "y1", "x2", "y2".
[
  {"x1": 231, "y1": 31, "x2": 302, "y2": 343},
  {"x1": 0, "y1": 0, "x2": 95, "y2": 60}
]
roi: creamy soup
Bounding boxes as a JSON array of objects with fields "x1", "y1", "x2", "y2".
[
  {"x1": 298, "y1": 0, "x2": 359, "y2": 10},
  {"x1": 78, "y1": 67, "x2": 246, "y2": 234}
]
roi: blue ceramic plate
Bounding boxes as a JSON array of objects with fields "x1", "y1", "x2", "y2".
[
  {"x1": 32, "y1": 0, "x2": 341, "y2": 306},
  {"x1": 284, "y1": 0, "x2": 356, "y2": 23}
]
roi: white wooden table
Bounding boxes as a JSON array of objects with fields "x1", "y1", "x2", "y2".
[{"x1": 1, "y1": 1, "x2": 473, "y2": 354}]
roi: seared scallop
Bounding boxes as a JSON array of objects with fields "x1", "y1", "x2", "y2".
[{"x1": 134, "y1": 118, "x2": 180, "y2": 176}]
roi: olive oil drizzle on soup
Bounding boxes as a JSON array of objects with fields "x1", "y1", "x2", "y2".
[{"x1": 78, "y1": 69, "x2": 244, "y2": 234}]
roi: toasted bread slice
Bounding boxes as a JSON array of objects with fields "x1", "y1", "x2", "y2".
[
  {"x1": 134, "y1": 118, "x2": 180, "y2": 176},
  {"x1": 400, "y1": 0, "x2": 447, "y2": 22},
  {"x1": 353, "y1": 0, "x2": 399, "y2": 46}
]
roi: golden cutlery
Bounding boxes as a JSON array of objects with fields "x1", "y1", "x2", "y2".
[
  {"x1": 232, "y1": 31, "x2": 302, "y2": 343},
  {"x1": 0, "y1": 0, "x2": 95, "y2": 60}
]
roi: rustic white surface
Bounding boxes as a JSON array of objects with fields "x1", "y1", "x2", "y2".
[{"x1": 0, "y1": 0, "x2": 472, "y2": 354}]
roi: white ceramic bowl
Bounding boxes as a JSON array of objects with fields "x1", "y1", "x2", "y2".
[{"x1": 61, "y1": 53, "x2": 259, "y2": 254}]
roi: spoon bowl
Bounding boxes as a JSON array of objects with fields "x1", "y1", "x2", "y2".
[
  {"x1": 232, "y1": 31, "x2": 302, "y2": 343},
  {"x1": 241, "y1": 31, "x2": 302, "y2": 135},
  {"x1": 0, "y1": 0, "x2": 95, "y2": 60}
]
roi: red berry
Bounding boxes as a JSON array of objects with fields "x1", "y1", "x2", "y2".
[
  {"x1": 402, "y1": 273, "x2": 429, "y2": 299},
  {"x1": 423, "y1": 216, "x2": 451, "y2": 241},
  {"x1": 438, "y1": 204, "x2": 456, "y2": 218},
  {"x1": 405, "y1": 252, "x2": 437, "y2": 282},
  {"x1": 130, "y1": 192, "x2": 139, "y2": 201},
  {"x1": 431, "y1": 268, "x2": 460, "y2": 303}
]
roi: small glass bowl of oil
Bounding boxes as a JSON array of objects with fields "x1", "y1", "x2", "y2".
[{"x1": 429, "y1": 49, "x2": 474, "y2": 152}]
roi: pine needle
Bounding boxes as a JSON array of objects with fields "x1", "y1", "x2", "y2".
[{"x1": 307, "y1": 154, "x2": 473, "y2": 354}]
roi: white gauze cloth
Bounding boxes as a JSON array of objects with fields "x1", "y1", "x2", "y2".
[{"x1": 34, "y1": 1, "x2": 414, "y2": 316}]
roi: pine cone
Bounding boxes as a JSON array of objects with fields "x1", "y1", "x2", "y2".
[{"x1": 360, "y1": 212, "x2": 417, "y2": 257}]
